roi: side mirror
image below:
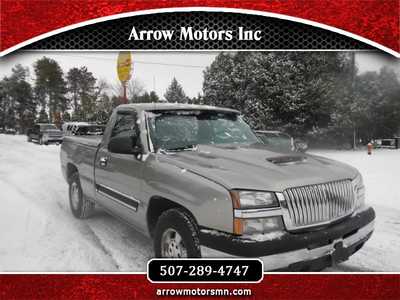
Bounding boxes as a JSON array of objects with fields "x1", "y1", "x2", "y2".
[
  {"x1": 108, "y1": 134, "x2": 143, "y2": 156},
  {"x1": 132, "y1": 144, "x2": 143, "y2": 156}
]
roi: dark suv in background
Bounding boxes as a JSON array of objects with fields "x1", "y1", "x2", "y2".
[{"x1": 27, "y1": 123, "x2": 63, "y2": 145}]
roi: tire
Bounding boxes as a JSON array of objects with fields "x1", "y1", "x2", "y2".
[
  {"x1": 39, "y1": 136, "x2": 43, "y2": 145},
  {"x1": 68, "y1": 172, "x2": 95, "y2": 219},
  {"x1": 154, "y1": 208, "x2": 201, "y2": 258},
  {"x1": 27, "y1": 135, "x2": 32, "y2": 142}
]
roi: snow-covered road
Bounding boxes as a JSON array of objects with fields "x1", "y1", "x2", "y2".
[
  {"x1": 0, "y1": 135, "x2": 399, "y2": 271},
  {"x1": 0, "y1": 135, "x2": 152, "y2": 271}
]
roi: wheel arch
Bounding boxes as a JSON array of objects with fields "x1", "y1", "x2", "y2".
[
  {"x1": 146, "y1": 196, "x2": 198, "y2": 237},
  {"x1": 66, "y1": 162, "x2": 79, "y2": 182}
]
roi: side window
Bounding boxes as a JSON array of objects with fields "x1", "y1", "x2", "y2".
[{"x1": 111, "y1": 112, "x2": 138, "y2": 139}]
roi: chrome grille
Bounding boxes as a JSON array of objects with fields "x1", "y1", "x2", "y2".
[
  {"x1": 48, "y1": 133, "x2": 62, "y2": 137},
  {"x1": 282, "y1": 180, "x2": 355, "y2": 229}
]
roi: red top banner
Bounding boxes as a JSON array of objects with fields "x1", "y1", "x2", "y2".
[{"x1": 0, "y1": 0, "x2": 399, "y2": 56}]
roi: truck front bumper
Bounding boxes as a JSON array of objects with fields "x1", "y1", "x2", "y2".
[
  {"x1": 199, "y1": 207, "x2": 375, "y2": 271},
  {"x1": 44, "y1": 137, "x2": 63, "y2": 143}
]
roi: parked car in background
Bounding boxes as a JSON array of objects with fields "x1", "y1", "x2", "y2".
[
  {"x1": 255, "y1": 130, "x2": 308, "y2": 153},
  {"x1": 27, "y1": 123, "x2": 63, "y2": 145},
  {"x1": 4, "y1": 127, "x2": 17, "y2": 135},
  {"x1": 73, "y1": 124, "x2": 105, "y2": 136},
  {"x1": 63, "y1": 122, "x2": 105, "y2": 136},
  {"x1": 60, "y1": 103, "x2": 374, "y2": 271},
  {"x1": 63, "y1": 122, "x2": 90, "y2": 136}
]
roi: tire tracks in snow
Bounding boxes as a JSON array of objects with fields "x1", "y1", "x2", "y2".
[
  {"x1": 79, "y1": 222, "x2": 121, "y2": 271},
  {"x1": 0, "y1": 175, "x2": 121, "y2": 271}
]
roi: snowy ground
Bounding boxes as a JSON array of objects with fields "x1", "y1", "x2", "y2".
[{"x1": 0, "y1": 134, "x2": 399, "y2": 272}]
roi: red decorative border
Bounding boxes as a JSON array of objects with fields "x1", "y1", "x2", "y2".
[
  {"x1": 0, "y1": 274, "x2": 399, "y2": 299},
  {"x1": 0, "y1": 0, "x2": 399, "y2": 55}
]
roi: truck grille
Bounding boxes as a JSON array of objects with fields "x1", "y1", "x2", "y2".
[{"x1": 282, "y1": 180, "x2": 355, "y2": 229}]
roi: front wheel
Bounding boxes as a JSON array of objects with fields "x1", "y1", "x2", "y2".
[
  {"x1": 68, "y1": 172, "x2": 95, "y2": 219},
  {"x1": 39, "y1": 136, "x2": 43, "y2": 145},
  {"x1": 154, "y1": 208, "x2": 201, "y2": 258},
  {"x1": 27, "y1": 135, "x2": 32, "y2": 142}
]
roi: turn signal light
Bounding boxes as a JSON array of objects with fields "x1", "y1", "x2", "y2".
[{"x1": 233, "y1": 218, "x2": 243, "y2": 235}]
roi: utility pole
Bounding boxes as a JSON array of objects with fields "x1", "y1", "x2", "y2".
[{"x1": 122, "y1": 81, "x2": 128, "y2": 104}]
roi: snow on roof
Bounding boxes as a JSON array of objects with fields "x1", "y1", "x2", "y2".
[{"x1": 117, "y1": 103, "x2": 240, "y2": 114}]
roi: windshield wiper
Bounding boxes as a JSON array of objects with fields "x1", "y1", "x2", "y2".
[{"x1": 161, "y1": 144, "x2": 198, "y2": 152}]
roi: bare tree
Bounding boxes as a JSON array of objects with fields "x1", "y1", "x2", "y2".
[{"x1": 111, "y1": 78, "x2": 145, "y2": 103}]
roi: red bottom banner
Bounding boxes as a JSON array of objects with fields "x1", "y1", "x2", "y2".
[{"x1": 0, "y1": 274, "x2": 399, "y2": 299}]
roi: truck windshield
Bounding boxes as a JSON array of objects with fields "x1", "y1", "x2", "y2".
[{"x1": 146, "y1": 110, "x2": 259, "y2": 151}]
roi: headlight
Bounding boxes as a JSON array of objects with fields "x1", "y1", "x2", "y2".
[
  {"x1": 238, "y1": 216, "x2": 284, "y2": 235},
  {"x1": 230, "y1": 190, "x2": 279, "y2": 209},
  {"x1": 352, "y1": 173, "x2": 365, "y2": 210}
]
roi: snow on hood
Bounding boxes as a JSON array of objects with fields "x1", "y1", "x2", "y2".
[{"x1": 160, "y1": 144, "x2": 358, "y2": 191}]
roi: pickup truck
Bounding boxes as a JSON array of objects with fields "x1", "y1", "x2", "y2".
[
  {"x1": 60, "y1": 103, "x2": 375, "y2": 271},
  {"x1": 27, "y1": 123, "x2": 63, "y2": 145}
]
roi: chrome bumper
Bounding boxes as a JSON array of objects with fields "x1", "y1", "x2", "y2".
[
  {"x1": 201, "y1": 220, "x2": 374, "y2": 270},
  {"x1": 44, "y1": 136, "x2": 63, "y2": 141}
]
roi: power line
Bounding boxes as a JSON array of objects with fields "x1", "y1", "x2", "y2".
[{"x1": 49, "y1": 53, "x2": 209, "y2": 69}]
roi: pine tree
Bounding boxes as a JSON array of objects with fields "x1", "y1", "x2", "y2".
[
  {"x1": 203, "y1": 52, "x2": 353, "y2": 136},
  {"x1": 0, "y1": 65, "x2": 35, "y2": 132},
  {"x1": 164, "y1": 78, "x2": 187, "y2": 103},
  {"x1": 66, "y1": 67, "x2": 81, "y2": 116},
  {"x1": 38, "y1": 109, "x2": 49, "y2": 123},
  {"x1": 0, "y1": 79, "x2": 7, "y2": 130},
  {"x1": 149, "y1": 91, "x2": 160, "y2": 102},
  {"x1": 34, "y1": 57, "x2": 67, "y2": 122},
  {"x1": 66, "y1": 66, "x2": 97, "y2": 121},
  {"x1": 9, "y1": 65, "x2": 36, "y2": 132}
]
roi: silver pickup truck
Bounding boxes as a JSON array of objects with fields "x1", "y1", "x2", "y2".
[{"x1": 60, "y1": 103, "x2": 375, "y2": 271}]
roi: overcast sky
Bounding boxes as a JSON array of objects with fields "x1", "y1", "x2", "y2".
[{"x1": 1, "y1": 51, "x2": 399, "y2": 99}]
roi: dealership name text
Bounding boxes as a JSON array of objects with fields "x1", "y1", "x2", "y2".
[{"x1": 128, "y1": 26, "x2": 262, "y2": 41}]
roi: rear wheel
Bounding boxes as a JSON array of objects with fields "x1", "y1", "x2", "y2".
[
  {"x1": 68, "y1": 172, "x2": 95, "y2": 219},
  {"x1": 39, "y1": 136, "x2": 43, "y2": 145},
  {"x1": 154, "y1": 208, "x2": 201, "y2": 258}
]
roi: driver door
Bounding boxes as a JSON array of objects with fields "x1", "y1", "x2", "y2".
[{"x1": 94, "y1": 110, "x2": 145, "y2": 226}]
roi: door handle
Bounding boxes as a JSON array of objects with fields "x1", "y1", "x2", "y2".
[{"x1": 99, "y1": 156, "x2": 109, "y2": 167}]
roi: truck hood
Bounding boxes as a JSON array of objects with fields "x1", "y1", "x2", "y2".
[{"x1": 161, "y1": 144, "x2": 358, "y2": 191}]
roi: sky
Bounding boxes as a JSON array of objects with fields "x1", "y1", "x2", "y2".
[{"x1": 1, "y1": 51, "x2": 399, "y2": 99}]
